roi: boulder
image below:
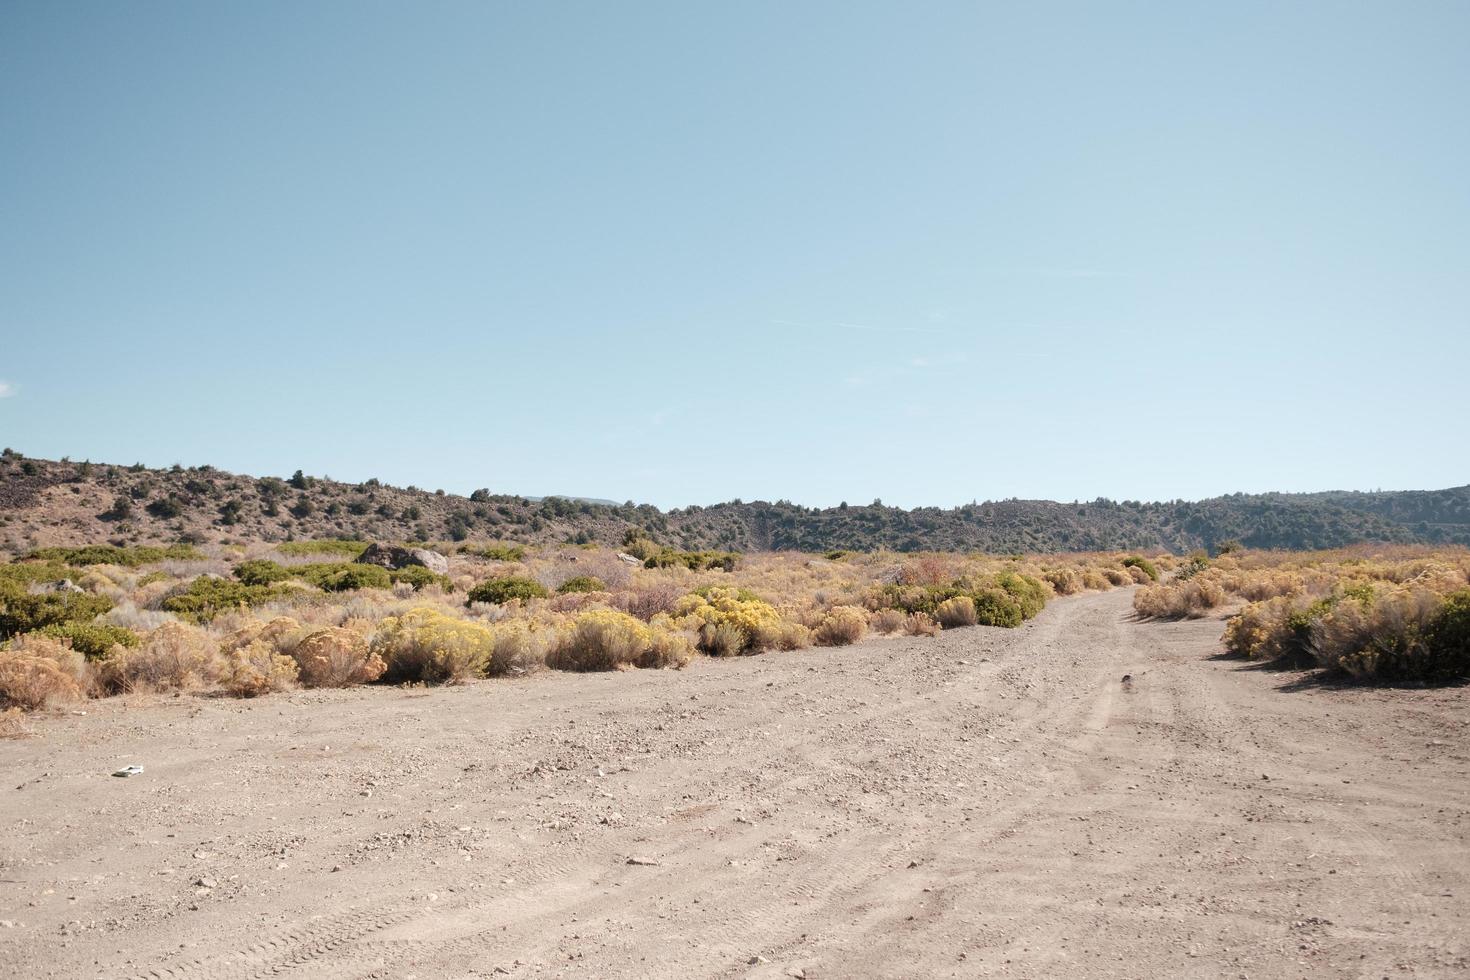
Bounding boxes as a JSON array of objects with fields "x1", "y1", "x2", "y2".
[
  {"x1": 615, "y1": 552, "x2": 642, "y2": 566},
  {"x1": 355, "y1": 543, "x2": 449, "y2": 576}
]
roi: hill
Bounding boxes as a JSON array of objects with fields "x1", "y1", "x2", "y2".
[{"x1": 1, "y1": 450, "x2": 1466, "y2": 556}]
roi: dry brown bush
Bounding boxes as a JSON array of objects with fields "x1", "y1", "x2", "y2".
[
  {"x1": 934, "y1": 595, "x2": 979, "y2": 629},
  {"x1": 1081, "y1": 570, "x2": 1110, "y2": 591},
  {"x1": 1125, "y1": 565, "x2": 1152, "y2": 585},
  {"x1": 0, "y1": 634, "x2": 88, "y2": 710},
  {"x1": 1133, "y1": 578, "x2": 1227, "y2": 619},
  {"x1": 482, "y1": 620, "x2": 552, "y2": 677},
  {"x1": 1044, "y1": 568, "x2": 1083, "y2": 595},
  {"x1": 903, "y1": 612, "x2": 940, "y2": 636},
  {"x1": 224, "y1": 639, "x2": 300, "y2": 697},
  {"x1": 292, "y1": 627, "x2": 385, "y2": 687},
  {"x1": 97, "y1": 621, "x2": 224, "y2": 694},
  {"x1": 814, "y1": 605, "x2": 869, "y2": 646},
  {"x1": 1102, "y1": 568, "x2": 1132, "y2": 587},
  {"x1": 611, "y1": 581, "x2": 685, "y2": 621},
  {"x1": 0, "y1": 706, "x2": 29, "y2": 738},
  {"x1": 870, "y1": 608, "x2": 906, "y2": 634},
  {"x1": 698, "y1": 621, "x2": 748, "y2": 657}
]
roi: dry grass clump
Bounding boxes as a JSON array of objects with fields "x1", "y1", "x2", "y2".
[
  {"x1": 1125, "y1": 565, "x2": 1152, "y2": 584},
  {"x1": 97, "y1": 621, "x2": 224, "y2": 693},
  {"x1": 1044, "y1": 568, "x2": 1083, "y2": 595},
  {"x1": 1081, "y1": 570, "x2": 1110, "y2": 591},
  {"x1": 870, "y1": 608, "x2": 907, "y2": 634},
  {"x1": 1102, "y1": 568, "x2": 1132, "y2": 587},
  {"x1": 904, "y1": 612, "x2": 940, "y2": 636},
  {"x1": 0, "y1": 706, "x2": 29, "y2": 737},
  {"x1": 0, "y1": 634, "x2": 89, "y2": 709},
  {"x1": 1133, "y1": 578, "x2": 1227, "y2": 619},
  {"x1": 547, "y1": 609, "x2": 692, "y2": 671},
  {"x1": 482, "y1": 620, "x2": 554, "y2": 677},
  {"x1": 934, "y1": 595, "x2": 978, "y2": 628},
  {"x1": 292, "y1": 626, "x2": 385, "y2": 687},
  {"x1": 814, "y1": 605, "x2": 869, "y2": 646}
]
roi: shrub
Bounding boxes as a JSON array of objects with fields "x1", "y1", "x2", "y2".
[
  {"x1": 934, "y1": 595, "x2": 978, "y2": 628},
  {"x1": 467, "y1": 577, "x2": 549, "y2": 605},
  {"x1": 1125, "y1": 565, "x2": 1153, "y2": 585},
  {"x1": 312, "y1": 563, "x2": 392, "y2": 592},
  {"x1": 551, "y1": 609, "x2": 651, "y2": 670},
  {"x1": 161, "y1": 577, "x2": 292, "y2": 622},
  {"x1": 482, "y1": 620, "x2": 552, "y2": 677},
  {"x1": 277, "y1": 539, "x2": 370, "y2": 558},
  {"x1": 235, "y1": 559, "x2": 294, "y2": 586},
  {"x1": 557, "y1": 575, "x2": 606, "y2": 594},
  {"x1": 698, "y1": 621, "x2": 748, "y2": 657},
  {"x1": 1133, "y1": 578, "x2": 1227, "y2": 619},
  {"x1": 1122, "y1": 556, "x2": 1160, "y2": 582},
  {"x1": 1102, "y1": 568, "x2": 1132, "y2": 586},
  {"x1": 1044, "y1": 568, "x2": 1083, "y2": 595},
  {"x1": 37, "y1": 621, "x2": 139, "y2": 660},
  {"x1": 1223, "y1": 596, "x2": 1311, "y2": 662},
  {"x1": 548, "y1": 609, "x2": 694, "y2": 671},
  {"x1": 372, "y1": 608, "x2": 496, "y2": 684},
  {"x1": 1308, "y1": 587, "x2": 1464, "y2": 682},
  {"x1": 870, "y1": 608, "x2": 906, "y2": 634},
  {"x1": 469, "y1": 543, "x2": 528, "y2": 562},
  {"x1": 0, "y1": 634, "x2": 88, "y2": 709},
  {"x1": 292, "y1": 627, "x2": 385, "y2": 687},
  {"x1": 995, "y1": 573, "x2": 1050, "y2": 619},
  {"x1": 814, "y1": 605, "x2": 869, "y2": 646},
  {"x1": 673, "y1": 587, "x2": 784, "y2": 655},
  {"x1": 904, "y1": 612, "x2": 940, "y2": 636},
  {"x1": 644, "y1": 549, "x2": 739, "y2": 572},
  {"x1": 0, "y1": 590, "x2": 114, "y2": 639},
  {"x1": 26, "y1": 544, "x2": 200, "y2": 567},
  {"x1": 97, "y1": 621, "x2": 224, "y2": 693},
  {"x1": 224, "y1": 640, "x2": 300, "y2": 697},
  {"x1": 970, "y1": 588, "x2": 1024, "y2": 627},
  {"x1": 388, "y1": 565, "x2": 452, "y2": 591},
  {"x1": 1423, "y1": 589, "x2": 1470, "y2": 682}
]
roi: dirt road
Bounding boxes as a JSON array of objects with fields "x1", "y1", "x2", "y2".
[{"x1": 2, "y1": 590, "x2": 1466, "y2": 979}]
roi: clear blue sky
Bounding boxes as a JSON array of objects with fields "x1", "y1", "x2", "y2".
[{"x1": 2, "y1": 2, "x2": 1466, "y2": 508}]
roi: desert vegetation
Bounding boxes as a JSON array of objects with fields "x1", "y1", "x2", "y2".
[
  {"x1": 0, "y1": 534, "x2": 1162, "y2": 718},
  {"x1": 1133, "y1": 545, "x2": 1470, "y2": 683}
]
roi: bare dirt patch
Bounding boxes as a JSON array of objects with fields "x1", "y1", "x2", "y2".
[{"x1": 1, "y1": 591, "x2": 1466, "y2": 978}]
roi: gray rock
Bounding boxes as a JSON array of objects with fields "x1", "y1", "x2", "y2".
[{"x1": 356, "y1": 543, "x2": 449, "y2": 576}]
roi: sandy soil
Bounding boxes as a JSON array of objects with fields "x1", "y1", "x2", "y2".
[{"x1": 2, "y1": 589, "x2": 1467, "y2": 979}]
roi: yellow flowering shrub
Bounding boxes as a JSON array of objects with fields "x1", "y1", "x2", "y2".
[{"x1": 372, "y1": 607, "x2": 495, "y2": 683}]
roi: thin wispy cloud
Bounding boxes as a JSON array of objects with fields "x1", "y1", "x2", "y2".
[{"x1": 0, "y1": 381, "x2": 15, "y2": 398}]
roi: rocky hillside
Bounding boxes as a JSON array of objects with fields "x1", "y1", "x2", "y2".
[{"x1": 1, "y1": 451, "x2": 1467, "y2": 557}]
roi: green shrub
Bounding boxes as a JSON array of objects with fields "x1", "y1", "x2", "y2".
[
  {"x1": 557, "y1": 575, "x2": 606, "y2": 594},
  {"x1": 970, "y1": 588, "x2": 1024, "y2": 628},
  {"x1": 1423, "y1": 590, "x2": 1470, "y2": 682},
  {"x1": 235, "y1": 559, "x2": 294, "y2": 586},
  {"x1": 25, "y1": 544, "x2": 201, "y2": 567},
  {"x1": 0, "y1": 591, "x2": 114, "y2": 640},
  {"x1": 466, "y1": 577, "x2": 549, "y2": 605},
  {"x1": 1122, "y1": 556, "x2": 1160, "y2": 582},
  {"x1": 38, "y1": 621, "x2": 139, "y2": 659},
  {"x1": 644, "y1": 549, "x2": 739, "y2": 572},
  {"x1": 995, "y1": 572, "x2": 1049, "y2": 619},
  {"x1": 276, "y1": 539, "x2": 370, "y2": 558},
  {"x1": 466, "y1": 543, "x2": 527, "y2": 562},
  {"x1": 309, "y1": 563, "x2": 392, "y2": 592},
  {"x1": 161, "y1": 578, "x2": 293, "y2": 622},
  {"x1": 388, "y1": 565, "x2": 452, "y2": 591}
]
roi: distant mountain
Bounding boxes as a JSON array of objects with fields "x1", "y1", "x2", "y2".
[{"x1": 1, "y1": 451, "x2": 1466, "y2": 557}]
